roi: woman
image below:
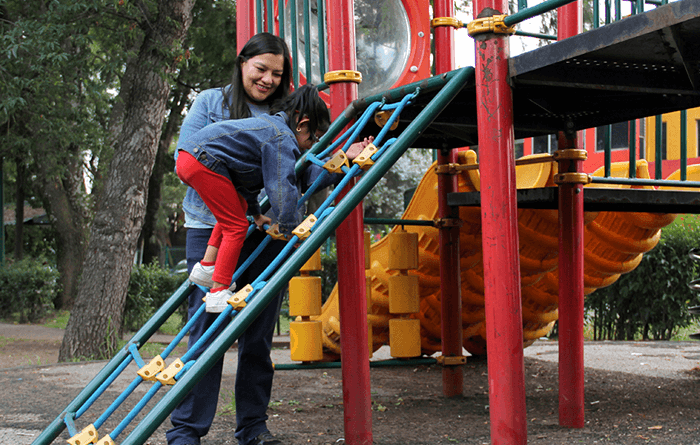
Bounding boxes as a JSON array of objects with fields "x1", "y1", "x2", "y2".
[{"x1": 168, "y1": 32, "x2": 292, "y2": 445}]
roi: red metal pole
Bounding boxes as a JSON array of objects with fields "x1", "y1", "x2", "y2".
[
  {"x1": 434, "y1": 0, "x2": 464, "y2": 398},
  {"x1": 326, "y1": 0, "x2": 372, "y2": 443},
  {"x1": 237, "y1": 0, "x2": 256, "y2": 53},
  {"x1": 473, "y1": 2, "x2": 527, "y2": 443},
  {"x1": 556, "y1": 1, "x2": 585, "y2": 429},
  {"x1": 556, "y1": 131, "x2": 586, "y2": 428}
]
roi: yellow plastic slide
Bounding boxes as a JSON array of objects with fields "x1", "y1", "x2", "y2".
[{"x1": 314, "y1": 151, "x2": 677, "y2": 357}]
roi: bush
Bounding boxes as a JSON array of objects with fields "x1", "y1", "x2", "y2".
[
  {"x1": 0, "y1": 257, "x2": 60, "y2": 323},
  {"x1": 586, "y1": 215, "x2": 700, "y2": 340},
  {"x1": 123, "y1": 261, "x2": 187, "y2": 334}
]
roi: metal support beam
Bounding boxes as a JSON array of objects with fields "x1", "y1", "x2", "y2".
[{"x1": 473, "y1": 3, "x2": 527, "y2": 442}]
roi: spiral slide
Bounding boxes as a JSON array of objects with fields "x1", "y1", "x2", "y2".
[{"x1": 314, "y1": 150, "x2": 678, "y2": 357}]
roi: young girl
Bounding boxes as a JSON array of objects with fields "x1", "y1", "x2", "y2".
[{"x1": 176, "y1": 85, "x2": 354, "y2": 313}]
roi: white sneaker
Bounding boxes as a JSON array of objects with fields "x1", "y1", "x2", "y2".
[
  {"x1": 189, "y1": 262, "x2": 215, "y2": 288},
  {"x1": 205, "y1": 288, "x2": 233, "y2": 313}
]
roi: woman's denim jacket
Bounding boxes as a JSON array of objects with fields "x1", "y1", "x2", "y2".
[
  {"x1": 177, "y1": 111, "x2": 338, "y2": 236},
  {"x1": 176, "y1": 87, "x2": 268, "y2": 228}
]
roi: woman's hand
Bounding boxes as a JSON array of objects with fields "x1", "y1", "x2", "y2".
[
  {"x1": 253, "y1": 214, "x2": 272, "y2": 230},
  {"x1": 346, "y1": 136, "x2": 375, "y2": 160}
]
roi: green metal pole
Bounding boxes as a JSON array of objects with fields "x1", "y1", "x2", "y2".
[
  {"x1": 604, "y1": 125, "x2": 612, "y2": 177},
  {"x1": 256, "y1": 0, "x2": 264, "y2": 33},
  {"x1": 655, "y1": 115, "x2": 663, "y2": 179},
  {"x1": 32, "y1": 280, "x2": 194, "y2": 445},
  {"x1": 120, "y1": 66, "x2": 475, "y2": 445},
  {"x1": 317, "y1": 0, "x2": 327, "y2": 77},
  {"x1": 593, "y1": 0, "x2": 600, "y2": 28},
  {"x1": 629, "y1": 119, "x2": 636, "y2": 179},
  {"x1": 505, "y1": 0, "x2": 576, "y2": 26},
  {"x1": 303, "y1": 0, "x2": 313, "y2": 84},
  {"x1": 274, "y1": 357, "x2": 438, "y2": 370},
  {"x1": 681, "y1": 110, "x2": 687, "y2": 181},
  {"x1": 267, "y1": 0, "x2": 274, "y2": 33},
  {"x1": 364, "y1": 218, "x2": 436, "y2": 227}
]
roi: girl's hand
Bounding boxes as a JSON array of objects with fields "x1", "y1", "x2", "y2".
[
  {"x1": 346, "y1": 136, "x2": 375, "y2": 160},
  {"x1": 253, "y1": 214, "x2": 272, "y2": 230}
]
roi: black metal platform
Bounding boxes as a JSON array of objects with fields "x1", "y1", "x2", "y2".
[
  {"x1": 447, "y1": 187, "x2": 700, "y2": 213},
  {"x1": 365, "y1": 0, "x2": 700, "y2": 149}
]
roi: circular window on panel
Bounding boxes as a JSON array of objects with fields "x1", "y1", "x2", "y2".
[{"x1": 283, "y1": 0, "x2": 412, "y2": 98}]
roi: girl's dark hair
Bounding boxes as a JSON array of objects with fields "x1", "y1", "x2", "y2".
[
  {"x1": 270, "y1": 84, "x2": 331, "y2": 137},
  {"x1": 223, "y1": 32, "x2": 292, "y2": 120}
]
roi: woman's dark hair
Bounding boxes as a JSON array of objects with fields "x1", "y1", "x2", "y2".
[
  {"x1": 270, "y1": 84, "x2": 331, "y2": 137},
  {"x1": 223, "y1": 32, "x2": 292, "y2": 120}
]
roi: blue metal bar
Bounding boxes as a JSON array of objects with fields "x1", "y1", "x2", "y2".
[
  {"x1": 110, "y1": 382, "x2": 164, "y2": 440},
  {"x1": 94, "y1": 376, "x2": 143, "y2": 430}
]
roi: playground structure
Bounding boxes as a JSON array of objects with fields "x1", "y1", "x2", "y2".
[{"x1": 33, "y1": 0, "x2": 700, "y2": 444}]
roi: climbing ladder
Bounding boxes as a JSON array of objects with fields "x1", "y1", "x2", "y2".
[{"x1": 33, "y1": 66, "x2": 474, "y2": 445}]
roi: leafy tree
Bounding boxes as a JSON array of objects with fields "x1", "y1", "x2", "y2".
[
  {"x1": 1, "y1": 0, "x2": 112, "y2": 307},
  {"x1": 58, "y1": 0, "x2": 194, "y2": 361}
]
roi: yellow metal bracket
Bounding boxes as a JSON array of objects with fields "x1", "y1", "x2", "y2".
[
  {"x1": 434, "y1": 163, "x2": 461, "y2": 175},
  {"x1": 67, "y1": 424, "x2": 98, "y2": 445},
  {"x1": 266, "y1": 224, "x2": 288, "y2": 241},
  {"x1": 96, "y1": 435, "x2": 115, "y2": 445},
  {"x1": 374, "y1": 110, "x2": 399, "y2": 130},
  {"x1": 554, "y1": 172, "x2": 592, "y2": 185},
  {"x1": 353, "y1": 143, "x2": 379, "y2": 171},
  {"x1": 436, "y1": 355, "x2": 467, "y2": 366},
  {"x1": 553, "y1": 149, "x2": 588, "y2": 161},
  {"x1": 228, "y1": 284, "x2": 254, "y2": 310},
  {"x1": 324, "y1": 70, "x2": 362, "y2": 84},
  {"x1": 137, "y1": 355, "x2": 165, "y2": 381},
  {"x1": 293, "y1": 215, "x2": 318, "y2": 240},
  {"x1": 467, "y1": 14, "x2": 516, "y2": 36},
  {"x1": 431, "y1": 17, "x2": 463, "y2": 28},
  {"x1": 323, "y1": 150, "x2": 349, "y2": 174},
  {"x1": 156, "y1": 358, "x2": 185, "y2": 385}
]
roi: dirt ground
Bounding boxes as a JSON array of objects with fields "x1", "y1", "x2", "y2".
[{"x1": 2, "y1": 334, "x2": 700, "y2": 445}]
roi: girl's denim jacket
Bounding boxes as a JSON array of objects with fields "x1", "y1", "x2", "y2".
[
  {"x1": 177, "y1": 111, "x2": 338, "y2": 236},
  {"x1": 176, "y1": 87, "x2": 269, "y2": 228}
]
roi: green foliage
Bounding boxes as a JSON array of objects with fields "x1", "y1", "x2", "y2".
[
  {"x1": 586, "y1": 215, "x2": 700, "y2": 340},
  {"x1": 4, "y1": 224, "x2": 58, "y2": 263},
  {"x1": 0, "y1": 258, "x2": 60, "y2": 323},
  {"x1": 123, "y1": 261, "x2": 187, "y2": 333}
]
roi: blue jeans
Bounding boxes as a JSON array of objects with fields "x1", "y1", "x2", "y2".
[{"x1": 167, "y1": 228, "x2": 287, "y2": 445}]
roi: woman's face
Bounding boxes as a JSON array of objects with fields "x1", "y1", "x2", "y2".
[{"x1": 240, "y1": 53, "x2": 286, "y2": 103}]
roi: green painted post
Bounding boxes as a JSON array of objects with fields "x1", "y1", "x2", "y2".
[
  {"x1": 629, "y1": 120, "x2": 636, "y2": 179},
  {"x1": 655, "y1": 115, "x2": 663, "y2": 179},
  {"x1": 303, "y1": 0, "x2": 312, "y2": 83},
  {"x1": 681, "y1": 110, "x2": 688, "y2": 181}
]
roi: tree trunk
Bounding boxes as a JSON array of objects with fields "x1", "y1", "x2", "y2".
[
  {"x1": 14, "y1": 159, "x2": 25, "y2": 261},
  {"x1": 59, "y1": 0, "x2": 194, "y2": 361},
  {"x1": 140, "y1": 83, "x2": 190, "y2": 265},
  {"x1": 34, "y1": 142, "x2": 90, "y2": 309}
]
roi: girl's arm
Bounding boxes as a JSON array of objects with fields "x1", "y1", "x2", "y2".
[{"x1": 261, "y1": 134, "x2": 301, "y2": 236}]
